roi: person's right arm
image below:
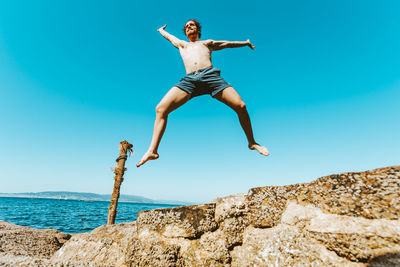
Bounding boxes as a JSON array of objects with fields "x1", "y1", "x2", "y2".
[{"x1": 157, "y1": 24, "x2": 185, "y2": 49}]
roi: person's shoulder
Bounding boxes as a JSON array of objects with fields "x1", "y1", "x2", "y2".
[
  {"x1": 176, "y1": 39, "x2": 189, "y2": 48},
  {"x1": 200, "y1": 39, "x2": 214, "y2": 46}
]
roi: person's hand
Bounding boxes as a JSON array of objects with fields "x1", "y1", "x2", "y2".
[
  {"x1": 247, "y1": 39, "x2": 255, "y2": 49},
  {"x1": 157, "y1": 24, "x2": 167, "y2": 32}
]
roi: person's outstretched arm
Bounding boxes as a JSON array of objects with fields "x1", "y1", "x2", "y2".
[
  {"x1": 157, "y1": 24, "x2": 185, "y2": 49},
  {"x1": 208, "y1": 39, "x2": 255, "y2": 51}
]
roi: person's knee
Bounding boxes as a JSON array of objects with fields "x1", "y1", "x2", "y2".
[
  {"x1": 234, "y1": 101, "x2": 247, "y2": 113},
  {"x1": 155, "y1": 104, "x2": 168, "y2": 116}
]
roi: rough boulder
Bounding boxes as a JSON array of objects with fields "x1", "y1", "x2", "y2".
[{"x1": 52, "y1": 166, "x2": 400, "y2": 266}]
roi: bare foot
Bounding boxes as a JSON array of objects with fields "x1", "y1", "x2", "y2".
[
  {"x1": 249, "y1": 143, "x2": 270, "y2": 156},
  {"x1": 136, "y1": 151, "x2": 159, "y2": 167}
]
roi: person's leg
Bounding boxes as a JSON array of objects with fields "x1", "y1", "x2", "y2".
[
  {"x1": 137, "y1": 87, "x2": 191, "y2": 167},
  {"x1": 214, "y1": 87, "x2": 269, "y2": 156}
]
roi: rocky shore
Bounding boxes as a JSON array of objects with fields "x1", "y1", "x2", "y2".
[{"x1": 1, "y1": 166, "x2": 399, "y2": 266}]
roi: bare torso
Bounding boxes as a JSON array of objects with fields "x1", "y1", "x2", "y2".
[{"x1": 179, "y1": 40, "x2": 213, "y2": 74}]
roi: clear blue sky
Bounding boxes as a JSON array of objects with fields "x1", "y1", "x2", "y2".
[{"x1": 1, "y1": 0, "x2": 399, "y2": 203}]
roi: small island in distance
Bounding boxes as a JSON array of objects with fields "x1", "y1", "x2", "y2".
[{"x1": 0, "y1": 191, "x2": 193, "y2": 205}]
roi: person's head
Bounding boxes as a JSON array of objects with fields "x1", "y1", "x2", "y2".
[{"x1": 183, "y1": 19, "x2": 201, "y2": 40}]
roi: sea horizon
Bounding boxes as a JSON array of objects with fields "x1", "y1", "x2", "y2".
[
  {"x1": 0, "y1": 191, "x2": 195, "y2": 206},
  {"x1": 0, "y1": 196, "x2": 180, "y2": 233}
]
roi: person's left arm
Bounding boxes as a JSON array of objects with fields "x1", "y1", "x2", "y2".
[{"x1": 206, "y1": 39, "x2": 255, "y2": 51}]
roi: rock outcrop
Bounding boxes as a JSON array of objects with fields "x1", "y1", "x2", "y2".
[
  {"x1": 2, "y1": 166, "x2": 400, "y2": 266},
  {"x1": 0, "y1": 221, "x2": 110, "y2": 266},
  {"x1": 0, "y1": 221, "x2": 70, "y2": 259}
]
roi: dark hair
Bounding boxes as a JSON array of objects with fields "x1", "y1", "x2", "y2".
[{"x1": 183, "y1": 19, "x2": 201, "y2": 38}]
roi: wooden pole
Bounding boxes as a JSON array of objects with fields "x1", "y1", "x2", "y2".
[{"x1": 107, "y1": 140, "x2": 133, "y2": 225}]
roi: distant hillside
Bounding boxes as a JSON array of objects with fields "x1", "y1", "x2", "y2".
[{"x1": 0, "y1": 191, "x2": 192, "y2": 205}]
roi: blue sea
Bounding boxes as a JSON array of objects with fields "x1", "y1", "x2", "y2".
[{"x1": 0, "y1": 197, "x2": 179, "y2": 234}]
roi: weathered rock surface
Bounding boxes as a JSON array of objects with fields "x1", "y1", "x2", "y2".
[
  {"x1": 136, "y1": 204, "x2": 218, "y2": 239},
  {"x1": 0, "y1": 221, "x2": 70, "y2": 259},
  {"x1": 2, "y1": 166, "x2": 400, "y2": 266},
  {"x1": 230, "y1": 225, "x2": 363, "y2": 266},
  {"x1": 53, "y1": 222, "x2": 139, "y2": 266},
  {"x1": 0, "y1": 221, "x2": 119, "y2": 266}
]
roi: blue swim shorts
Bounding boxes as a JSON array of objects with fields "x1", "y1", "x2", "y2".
[{"x1": 175, "y1": 67, "x2": 232, "y2": 98}]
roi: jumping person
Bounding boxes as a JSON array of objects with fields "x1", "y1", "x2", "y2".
[{"x1": 137, "y1": 20, "x2": 269, "y2": 167}]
